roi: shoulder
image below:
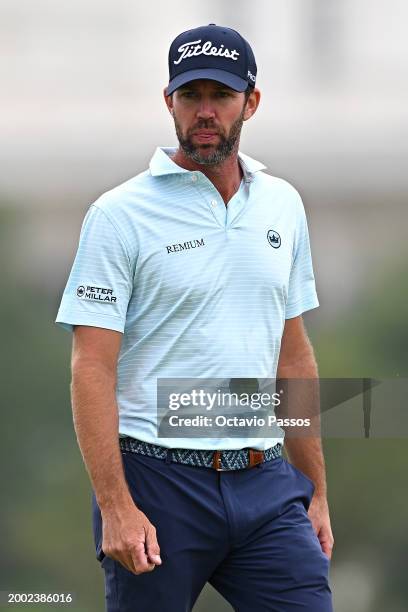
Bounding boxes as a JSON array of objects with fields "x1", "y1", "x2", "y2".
[
  {"x1": 89, "y1": 168, "x2": 159, "y2": 239},
  {"x1": 254, "y1": 171, "x2": 305, "y2": 215},
  {"x1": 80, "y1": 168, "x2": 155, "y2": 259},
  {"x1": 239, "y1": 150, "x2": 302, "y2": 204},
  {"x1": 92, "y1": 169, "x2": 154, "y2": 217}
]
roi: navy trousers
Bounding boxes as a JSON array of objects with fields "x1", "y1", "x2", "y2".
[{"x1": 92, "y1": 451, "x2": 333, "y2": 612}]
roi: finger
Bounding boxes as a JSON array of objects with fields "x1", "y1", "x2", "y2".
[
  {"x1": 112, "y1": 550, "x2": 139, "y2": 574},
  {"x1": 308, "y1": 516, "x2": 319, "y2": 536},
  {"x1": 147, "y1": 553, "x2": 162, "y2": 565},
  {"x1": 145, "y1": 526, "x2": 162, "y2": 565},
  {"x1": 131, "y1": 544, "x2": 157, "y2": 574},
  {"x1": 320, "y1": 538, "x2": 333, "y2": 559},
  {"x1": 321, "y1": 545, "x2": 332, "y2": 560},
  {"x1": 132, "y1": 555, "x2": 156, "y2": 574}
]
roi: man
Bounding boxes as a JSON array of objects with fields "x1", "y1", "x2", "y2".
[{"x1": 56, "y1": 23, "x2": 334, "y2": 612}]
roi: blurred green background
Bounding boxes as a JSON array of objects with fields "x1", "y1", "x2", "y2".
[{"x1": 1, "y1": 1, "x2": 407, "y2": 611}]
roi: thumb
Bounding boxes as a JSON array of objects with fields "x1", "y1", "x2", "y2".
[
  {"x1": 318, "y1": 528, "x2": 333, "y2": 560},
  {"x1": 145, "y1": 525, "x2": 162, "y2": 565}
]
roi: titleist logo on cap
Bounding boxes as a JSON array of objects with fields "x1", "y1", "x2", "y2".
[{"x1": 174, "y1": 39, "x2": 240, "y2": 65}]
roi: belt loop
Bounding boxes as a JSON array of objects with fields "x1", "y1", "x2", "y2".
[{"x1": 165, "y1": 449, "x2": 172, "y2": 464}]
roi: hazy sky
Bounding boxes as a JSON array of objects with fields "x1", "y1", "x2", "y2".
[{"x1": 1, "y1": 0, "x2": 407, "y2": 205}]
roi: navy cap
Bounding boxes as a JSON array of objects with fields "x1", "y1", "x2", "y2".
[{"x1": 166, "y1": 23, "x2": 257, "y2": 95}]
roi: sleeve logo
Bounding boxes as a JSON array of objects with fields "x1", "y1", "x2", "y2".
[{"x1": 76, "y1": 285, "x2": 117, "y2": 303}]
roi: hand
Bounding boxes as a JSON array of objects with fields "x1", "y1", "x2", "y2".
[
  {"x1": 308, "y1": 494, "x2": 334, "y2": 560},
  {"x1": 101, "y1": 502, "x2": 162, "y2": 574}
]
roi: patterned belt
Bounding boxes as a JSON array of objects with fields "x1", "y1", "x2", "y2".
[{"x1": 119, "y1": 437, "x2": 282, "y2": 471}]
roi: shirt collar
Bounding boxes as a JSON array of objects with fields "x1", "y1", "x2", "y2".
[{"x1": 149, "y1": 146, "x2": 267, "y2": 182}]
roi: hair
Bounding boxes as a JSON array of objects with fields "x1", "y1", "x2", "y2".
[
  {"x1": 244, "y1": 85, "x2": 253, "y2": 100},
  {"x1": 244, "y1": 85, "x2": 255, "y2": 105}
]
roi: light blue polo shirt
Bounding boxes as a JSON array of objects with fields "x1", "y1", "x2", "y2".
[{"x1": 56, "y1": 146, "x2": 319, "y2": 450}]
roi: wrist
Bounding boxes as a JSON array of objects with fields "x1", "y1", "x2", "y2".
[
  {"x1": 312, "y1": 489, "x2": 328, "y2": 503},
  {"x1": 97, "y1": 490, "x2": 135, "y2": 513}
]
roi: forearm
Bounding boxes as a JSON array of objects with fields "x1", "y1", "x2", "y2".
[
  {"x1": 284, "y1": 437, "x2": 327, "y2": 498},
  {"x1": 71, "y1": 362, "x2": 133, "y2": 511},
  {"x1": 277, "y1": 335, "x2": 327, "y2": 499}
]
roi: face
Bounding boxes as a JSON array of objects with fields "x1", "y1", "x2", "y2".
[{"x1": 165, "y1": 79, "x2": 258, "y2": 166}]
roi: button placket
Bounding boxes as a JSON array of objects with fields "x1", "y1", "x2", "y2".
[
  {"x1": 191, "y1": 176, "x2": 227, "y2": 227},
  {"x1": 207, "y1": 193, "x2": 226, "y2": 226},
  {"x1": 225, "y1": 180, "x2": 250, "y2": 228}
]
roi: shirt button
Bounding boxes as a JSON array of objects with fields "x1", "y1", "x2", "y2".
[
  {"x1": 211, "y1": 200, "x2": 217, "y2": 207},
  {"x1": 191, "y1": 175, "x2": 198, "y2": 182}
]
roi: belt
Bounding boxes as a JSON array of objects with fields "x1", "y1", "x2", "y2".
[{"x1": 119, "y1": 437, "x2": 282, "y2": 471}]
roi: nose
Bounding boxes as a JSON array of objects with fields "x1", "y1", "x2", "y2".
[{"x1": 196, "y1": 97, "x2": 216, "y2": 121}]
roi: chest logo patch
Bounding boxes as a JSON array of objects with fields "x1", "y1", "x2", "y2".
[
  {"x1": 267, "y1": 229, "x2": 281, "y2": 249},
  {"x1": 166, "y1": 238, "x2": 205, "y2": 254}
]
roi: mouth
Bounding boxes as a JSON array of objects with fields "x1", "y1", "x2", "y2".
[{"x1": 191, "y1": 131, "x2": 219, "y2": 143}]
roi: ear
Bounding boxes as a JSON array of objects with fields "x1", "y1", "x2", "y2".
[
  {"x1": 243, "y1": 88, "x2": 261, "y2": 121},
  {"x1": 163, "y1": 87, "x2": 174, "y2": 116}
]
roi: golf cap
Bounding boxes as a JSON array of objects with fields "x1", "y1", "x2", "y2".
[{"x1": 166, "y1": 23, "x2": 257, "y2": 95}]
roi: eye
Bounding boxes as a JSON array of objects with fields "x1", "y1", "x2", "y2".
[
  {"x1": 180, "y1": 91, "x2": 197, "y2": 98},
  {"x1": 215, "y1": 90, "x2": 232, "y2": 98}
]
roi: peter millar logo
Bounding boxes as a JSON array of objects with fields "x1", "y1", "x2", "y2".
[
  {"x1": 76, "y1": 285, "x2": 117, "y2": 303},
  {"x1": 174, "y1": 39, "x2": 240, "y2": 65},
  {"x1": 267, "y1": 229, "x2": 281, "y2": 249}
]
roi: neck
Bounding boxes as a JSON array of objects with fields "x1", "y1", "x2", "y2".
[{"x1": 170, "y1": 146, "x2": 243, "y2": 206}]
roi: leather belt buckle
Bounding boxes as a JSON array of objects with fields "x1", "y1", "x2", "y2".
[
  {"x1": 248, "y1": 449, "x2": 265, "y2": 468},
  {"x1": 212, "y1": 450, "x2": 226, "y2": 471}
]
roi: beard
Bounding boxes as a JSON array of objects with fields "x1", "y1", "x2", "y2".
[{"x1": 173, "y1": 108, "x2": 245, "y2": 166}]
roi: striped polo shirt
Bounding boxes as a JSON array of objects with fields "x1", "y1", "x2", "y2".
[{"x1": 56, "y1": 146, "x2": 319, "y2": 450}]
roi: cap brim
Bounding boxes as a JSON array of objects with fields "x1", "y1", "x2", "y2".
[{"x1": 166, "y1": 68, "x2": 248, "y2": 95}]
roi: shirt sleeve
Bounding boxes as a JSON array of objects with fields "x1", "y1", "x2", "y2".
[
  {"x1": 285, "y1": 195, "x2": 319, "y2": 319},
  {"x1": 55, "y1": 204, "x2": 133, "y2": 333}
]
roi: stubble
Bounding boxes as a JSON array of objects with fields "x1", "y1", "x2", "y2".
[{"x1": 173, "y1": 108, "x2": 245, "y2": 166}]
